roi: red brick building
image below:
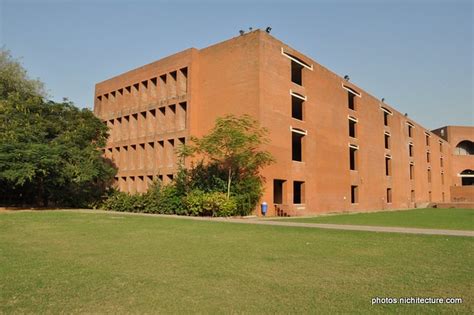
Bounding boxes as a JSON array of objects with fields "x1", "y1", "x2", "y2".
[{"x1": 94, "y1": 30, "x2": 473, "y2": 216}]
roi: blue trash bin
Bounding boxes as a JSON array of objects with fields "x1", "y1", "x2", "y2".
[{"x1": 261, "y1": 202, "x2": 268, "y2": 216}]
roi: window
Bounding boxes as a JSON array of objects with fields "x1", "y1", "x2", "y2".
[
  {"x1": 291, "y1": 94, "x2": 304, "y2": 120},
  {"x1": 386, "y1": 188, "x2": 392, "y2": 203},
  {"x1": 291, "y1": 60, "x2": 303, "y2": 85},
  {"x1": 440, "y1": 157, "x2": 444, "y2": 168},
  {"x1": 425, "y1": 133, "x2": 430, "y2": 146},
  {"x1": 426, "y1": 151, "x2": 430, "y2": 163},
  {"x1": 411, "y1": 190, "x2": 415, "y2": 202},
  {"x1": 291, "y1": 129, "x2": 306, "y2": 162},
  {"x1": 384, "y1": 133, "x2": 390, "y2": 149},
  {"x1": 439, "y1": 141, "x2": 443, "y2": 153},
  {"x1": 293, "y1": 181, "x2": 305, "y2": 204},
  {"x1": 385, "y1": 156, "x2": 392, "y2": 176},
  {"x1": 407, "y1": 123, "x2": 413, "y2": 137},
  {"x1": 429, "y1": 191, "x2": 432, "y2": 202},
  {"x1": 409, "y1": 163, "x2": 414, "y2": 180},
  {"x1": 351, "y1": 185, "x2": 358, "y2": 204},
  {"x1": 381, "y1": 107, "x2": 392, "y2": 126},
  {"x1": 273, "y1": 179, "x2": 286, "y2": 204},
  {"x1": 348, "y1": 92, "x2": 356, "y2": 110},
  {"x1": 428, "y1": 168, "x2": 432, "y2": 183},
  {"x1": 441, "y1": 172, "x2": 445, "y2": 185},
  {"x1": 409, "y1": 143, "x2": 414, "y2": 157},
  {"x1": 348, "y1": 117, "x2": 357, "y2": 138},
  {"x1": 349, "y1": 145, "x2": 358, "y2": 171}
]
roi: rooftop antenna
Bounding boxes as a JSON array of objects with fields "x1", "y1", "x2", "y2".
[
  {"x1": 344, "y1": 75, "x2": 350, "y2": 81},
  {"x1": 266, "y1": 26, "x2": 272, "y2": 33},
  {"x1": 239, "y1": 30, "x2": 245, "y2": 36}
]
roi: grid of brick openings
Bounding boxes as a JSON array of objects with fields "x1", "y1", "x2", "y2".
[{"x1": 95, "y1": 67, "x2": 188, "y2": 193}]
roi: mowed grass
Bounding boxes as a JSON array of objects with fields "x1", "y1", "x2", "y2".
[
  {"x1": 0, "y1": 211, "x2": 472, "y2": 314},
  {"x1": 275, "y1": 208, "x2": 474, "y2": 231}
]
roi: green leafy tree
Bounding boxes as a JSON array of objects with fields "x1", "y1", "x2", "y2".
[
  {"x1": 180, "y1": 114, "x2": 274, "y2": 211},
  {"x1": 0, "y1": 49, "x2": 116, "y2": 207}
]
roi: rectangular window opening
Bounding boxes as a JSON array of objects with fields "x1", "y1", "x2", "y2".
[
  {"x1": 291, "y1": 60, "x2": 303, "y2": 85},
  {"x1": 273, "y1": 179, "x2": 286, "y2": 204},
  {"x1": 349, "y1": 119, "x2": 357, "y2": 138},
  {"x1": 349, "y1": 147, "x2": 358, "y2": 171},
  {"x1": 291, "y1": 95, "x2": 304, "y2": 120},
  {"x1": 293, "y1": 181, "x2": 305, "y2": 204},
  {"x1": 410, "y1": 164, "x2": 414, "y2": 180},
  {"x1": 291, "y1": 131, "x2": 304, "y2": 162},
  {"x1": 383, "y1": 111, "x2": 389, "y2": 126},
  {"x1": 384, "y1": 134, "x2": 390, "y2": 149},
  {"x1": 351, "y1": 185, "x2": 358, "y2": 204},
  {"x1": 348, "y1": 92, "x2": 356, "y2": 110},
  {"x1": 386, "y1": 188, "x2": 392, "y2": 203},
  {"x1": 385, "y1": 156, "x2": 392, "y2": 176}
]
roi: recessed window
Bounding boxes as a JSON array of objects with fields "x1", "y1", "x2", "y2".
[
  {"x1": 384, "y1": 133, "x2": 390, "y2": 149},
  {"x1": 385, "y1": 156, "x2": 392, "y2": 176},
  {"x1": 348, "y1": 117, "x2": 357, "y2": 138},
  {"x1": 291, "y1": 129, "x2": 306, "y2": 162},
  {"x1": 429, "y1": 191, "x2": 432, "y2": 202},
  {"x1": 440, "y1": 157, "x2": 444, "y2": 168},
  {"x1": 439, "y1": 141, "x2": 443, "y2": 153},
  {"x1": 348, "y1": 92, "x2": 356, "y2": 110},
  {"x1": 293, "y1": 181, "x2": 305, "y2": 204},
  {"x1": 349, "y1": 145, "x2": 358, "y2": 171},
  {"x1": 273, "y1": 179, "x2": 286, "y2": 204},
  {"x1": 409, "y1": 163, "x2": 415, "y2": 180},
  {"x1": 381, "y1": 107, "x2": 392, "y2": 126},
  {"x1": 411, "y1": 190, "x2": 415, "y2": 202},
  {"x1": 291, "y1": 94, "x2": 304, "y2": 120},
  {"x1": 441, "y1": 172, "x2": 445, "y2": 185},
  {"x1": 386, "y1": 188, "x2": 392, "y2": 203},
  {"x1": 409, "y1": 143, "x2": 414, "y2": 157},
  {"x1": 426, "y1": 151, "x2": 430, "y2": 163},
  {"x1": 427, "y1": 168, "x2": 432, "y2": 183},
  {"x1": 408, "y1": 124, "x2": 413, "y2": 137},
  {"x1": 291, "y1": 61, "x2": 303, "y2": 85},
  {"x1": 351, "y1": 185, "x2": 358, "y2": 204},
  {"x1": 425, "y1": 133, "x2": 430, "y2": 146}
]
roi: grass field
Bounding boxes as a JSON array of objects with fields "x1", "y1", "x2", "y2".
[
  {"x1": 274, "y1": 208, "x2": 474, "y2": 230},
  {"x1": 0, "y1": 211, "x2": 472, "y2": 314}
]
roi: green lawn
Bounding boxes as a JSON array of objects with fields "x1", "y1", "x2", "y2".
[
  {"x1": 0, "y1": 211, "x2": 472, "y2": 314},
  {"x1": 274, "y1": 208, "x2": 474, "y2": 230}
]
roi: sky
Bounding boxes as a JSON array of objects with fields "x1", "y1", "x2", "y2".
[{"x1": 1, "y1": 0, "x2": 472, "y2": 129}]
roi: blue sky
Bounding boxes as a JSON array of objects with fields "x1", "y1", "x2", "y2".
[{"x1": 1, "y1": 0, "x2": 472, "y2": 129}]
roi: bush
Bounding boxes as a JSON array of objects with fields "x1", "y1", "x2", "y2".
[{"x1": 184, "y1": 190, "x2": 237, "y2": 217}]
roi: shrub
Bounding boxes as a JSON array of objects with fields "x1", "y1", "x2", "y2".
[{"x1": 183, "y1": 190, "x2": 237, "y2": 217}]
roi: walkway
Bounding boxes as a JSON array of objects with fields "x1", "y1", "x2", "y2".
[
  {"x1": 68, "y1": 210, "x2": 474, "y2": 237},
  {"x1": 4, "y1": 209, "x2": 473, "y2": 237}
]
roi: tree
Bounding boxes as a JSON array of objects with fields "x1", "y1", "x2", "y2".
[
  {"x1": 0, "y1": 49, "x2": 46, "y2": 100},
  {"x1": 0, "y1": 49, "x2": 116, "y2": 207},
  {"x1": 180, "y1": 114, "x2": 274, "y2": 203}
]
